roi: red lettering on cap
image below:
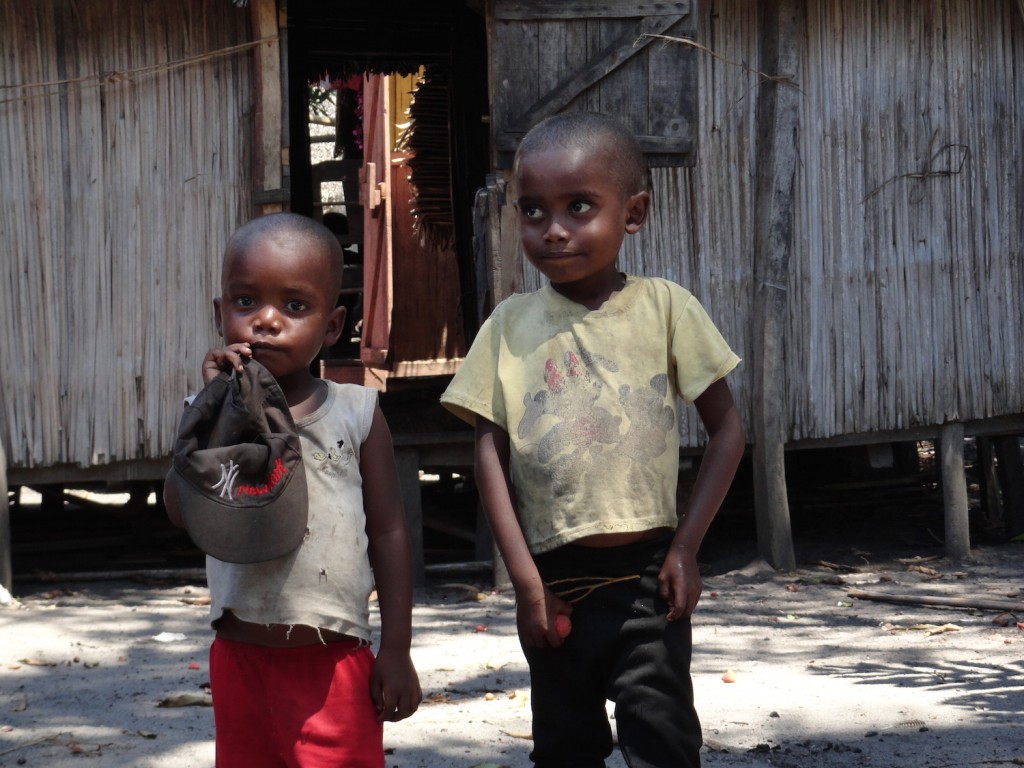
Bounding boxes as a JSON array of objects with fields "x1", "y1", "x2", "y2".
[{"x1": 235, "y1": 458, "x2": 289, "y2": 498}]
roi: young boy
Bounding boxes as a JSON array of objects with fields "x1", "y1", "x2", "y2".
[
  {"x1": 165, "y1": 212, "x2": 421, "y2": 767},
  {"x1": 441, "y1": 112, "x2": 744, "y2": 767}
]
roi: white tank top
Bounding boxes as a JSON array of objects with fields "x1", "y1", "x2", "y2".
[{"x1": 206, "y1": 382, "x2": 378, "y2": 642}]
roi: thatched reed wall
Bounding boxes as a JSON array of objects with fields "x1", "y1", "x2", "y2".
[
  {"x1": 514, "y1": 0, "x2": 1024, "y2": 447},
  {"x1": 0, "y1": 0, "x2": 255, "y2": 472}
]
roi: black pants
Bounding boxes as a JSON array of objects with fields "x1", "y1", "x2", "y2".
[{"x1": 526, "y1": 535, "x2": 702, "y2": 768}]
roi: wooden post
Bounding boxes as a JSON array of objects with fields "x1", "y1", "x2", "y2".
[
  {"x1": 994, "y1": 435, "x2": 1024, "y2": 539},
  {"x1": 750, "y1": 0, "x2": 801, "y2": 570},
  {"x1": 0, "y1": 440, "x2": 10, "y2": 591},
  {"x1": 975, "y1": 437, "x2": 1003, "y2": 530},
  {"x1": 939, "y1": 421, "x2": 970, "y2": 558},
  {"x1": 477, "y1": 175, "x2": 522, "y2": 588},
  {"x1": 394, "y1": 447, "x2": 426, "y2": 588},
  {"x1": 250, "y1": 0, "x2": 285, "y2": 214}
]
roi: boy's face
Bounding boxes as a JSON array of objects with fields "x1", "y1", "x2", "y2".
[
  {"x1": 514, "y1": 146, "x2": 648, "y2": 303},
  {"x1": 214, "y1": 233, "x2": 344, "y2": 384}
]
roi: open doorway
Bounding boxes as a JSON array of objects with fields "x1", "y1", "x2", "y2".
[{"x1": 287, "y1": 0, "x2": 490, "y2": 387}]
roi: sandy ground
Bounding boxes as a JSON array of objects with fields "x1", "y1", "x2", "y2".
[{"x1": 1, "y1": 543, "x2": 1023, "y2": 768}]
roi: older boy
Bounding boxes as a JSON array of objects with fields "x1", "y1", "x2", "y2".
[
  {"x1": 165, "y1": 213, "x2": 421, "y2": 767},
  {"x1": 441, "y1": 113, "x2": 744, "y2": 767}
]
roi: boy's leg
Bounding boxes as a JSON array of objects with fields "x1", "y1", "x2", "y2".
[
  {"x1": 527, "y1": 546, "x2": 622, "y2": 768},
  {"x1": 609, "y1": 613, "x2": 702, "y2": 768},
  {"x1": 209, "y1": 637, "x2": 384, "y2": 768},
  {"x1": 524, "y1": 640, "x2": 614, "y2": 767},
  {"x1": 209, "y1": 637, "x2": 286, "y2": 768},
  {"x1": 607, "y1": 547, "x2": 702, "y2": 768},
  {"x1": 274, "y1": 642, "x2": 384, "y2": 768}
]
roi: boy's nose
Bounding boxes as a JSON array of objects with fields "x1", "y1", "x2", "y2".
[
  {"x1": 253, "y1": 305, "x2": 281, "y2": 331},
  {"x1": 543, "y1": 218, "x2": 569, "y2": 242}
]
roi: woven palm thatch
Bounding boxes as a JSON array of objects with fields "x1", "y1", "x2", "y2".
[
  {"x1": 398, "y1": 64, "x2": 456, "y2": 251},
  {"x1": 0, "y1": 0, "x2": 256, "y2": 470}
]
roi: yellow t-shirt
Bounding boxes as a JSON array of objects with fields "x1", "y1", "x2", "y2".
[{"x1": 441, "y1": 275, "x2": 740, "y2": 553}]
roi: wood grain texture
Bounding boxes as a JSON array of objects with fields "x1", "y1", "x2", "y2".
[{"x1": 490, "y1": 1, "x2": 697, "y2": 165}]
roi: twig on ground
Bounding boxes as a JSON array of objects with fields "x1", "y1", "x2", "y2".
[
  {"x1": 849, "y1": 589, "x2": 1024, "y2": 613},
  {"x1": 0, "y1": 732, "x2": 68, "y2": 757}
]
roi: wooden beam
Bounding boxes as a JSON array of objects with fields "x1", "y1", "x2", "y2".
[
  {"x1": 1, "y1": 440, "x2": 11, "y2": 591},
  {"x1": 783, "y1": 413, "x2": 1024, "y2": 451},
  {"x1": 939, "y1": 421, "x2": 970, "y2": 558},
  {"x1": 494, "y1": 1, "x2": 691, "y2": 20},
  {"x1": 7, "y1": 459, "x2": 171, "y2": 487},
  {"x1": 750, "y1": 0, "x2": 802, "y2": 571},
  {"x1": 250, "y1": 0, "x2": 284, "y2": 213},
  {"x1": 14, "y1": 568, "x2": 208, "y2": 585}
]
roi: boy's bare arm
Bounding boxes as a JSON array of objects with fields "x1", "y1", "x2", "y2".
[
  {"x1": 475, "y1": 418, "x2": 571, "y2": 648},
  {"x1": 361, "y1": 404, "x2": 422, "y2": 722},
  {"x1": 659, "y1": 377, "x2": 744, "y2": 620}
]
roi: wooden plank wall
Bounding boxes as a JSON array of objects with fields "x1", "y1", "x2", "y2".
[
  {"x1": 515, "y1": 0, "x2": 1024, "y2": 448},
  {"x1": 790, "y1": 0, "x2": 1024, "y2": 441},
  {"x1": 0, "y1": 0, "x2": 255, "y2": 471}
]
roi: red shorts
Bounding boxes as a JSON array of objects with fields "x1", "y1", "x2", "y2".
[{"x1": 209, "y1": 636, "x2": 384, "y2": 768}]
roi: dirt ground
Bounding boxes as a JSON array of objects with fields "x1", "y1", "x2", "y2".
[{"x1": 1, "y1": 537, "x2": 1022, "y2": 768}]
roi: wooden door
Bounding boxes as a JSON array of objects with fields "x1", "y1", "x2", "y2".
[
  {"x1": 489, "y1": 0, "x2": 698, "y2": 168},
  {"x1": 359, "y1": 73, "x2": 393, "y2": 368}
]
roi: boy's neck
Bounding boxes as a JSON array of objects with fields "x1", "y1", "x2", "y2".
[
  {"x1": 275, "y1": 371, "x2": 327, "y2": 418},
  {"x1": 551, "y1": 271, "x2": 627, "y2": 311}
]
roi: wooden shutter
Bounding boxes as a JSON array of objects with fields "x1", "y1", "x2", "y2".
[
  {"x1": 489, "y1": 0, "x2": 698, "y2": 168},
  {"x1": 359, "y1": 73, "x2": 393, "y2": 368}
]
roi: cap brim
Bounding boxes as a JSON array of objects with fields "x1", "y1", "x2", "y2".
[{"x1": 174, "y1": 460, "x2": 308, "y2": 563}]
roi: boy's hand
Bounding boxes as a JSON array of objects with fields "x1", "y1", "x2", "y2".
[
  {"x1": 657, "y1": 544, "x2": 703, "y2": 621},
  {"x1": 370, "y1": 647, "x2": 421, "y2": 722},
  {"x1": 515, "y1": 583, "x2": 573, "y2": 649},
  {"x1": 201, "y1": 343, "x2": 251, "y2": 385}
]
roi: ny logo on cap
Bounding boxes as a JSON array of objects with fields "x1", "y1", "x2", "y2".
[{"x1": 212, "y1": 459, "x2": 241, "y2": 499}]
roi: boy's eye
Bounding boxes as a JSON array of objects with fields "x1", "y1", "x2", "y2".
[
  {"x1": 519, "y1": 204, "x2": 544, "y2": 221},
  {"x1": 569, "y1": 200, "x2": 593, "y2": 214},
  {"x1": 286, "y1": 300, "x2": 309, "y2": 312},
  {"x1": 234, "y1": 296, "x2": 255, "y2": 308}
]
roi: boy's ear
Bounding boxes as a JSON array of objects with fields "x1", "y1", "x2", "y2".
[
  {"x1": 322, "y1": 304, "x2": 347, "y2": 348},
  {"x1": 624, "y1": 191, "x2": 650, "y2": 234},
  {"x1": 213, "y1": 297, "x2": 224, "y2": 337}
]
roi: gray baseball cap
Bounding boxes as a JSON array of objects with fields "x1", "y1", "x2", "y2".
[{"x1": 165, "y1": 358, "x2": 308, "y2": 563}]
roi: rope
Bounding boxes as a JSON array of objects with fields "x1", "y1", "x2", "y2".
[
  {"x1": 546, "y1": 575, "x2": 641, "y2": 604},
  {"x1": 0, "y1": 38, "x2": 277, "y2": 106}
]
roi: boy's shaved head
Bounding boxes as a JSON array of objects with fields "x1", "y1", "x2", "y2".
[
  {"x1": 513, "y1": 112, "x2": 646, "y2": 196},
  {"x1": 224, "y1": 213, "x2": 345, "y2": 300}
]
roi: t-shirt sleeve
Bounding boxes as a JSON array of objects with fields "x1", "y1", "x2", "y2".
[
  {"x1": 672, "y1": 293, "x2": 741, "y2": 405},
  {"x1": 440, "y1": 312, "x2": 507, "y2": 429}
]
